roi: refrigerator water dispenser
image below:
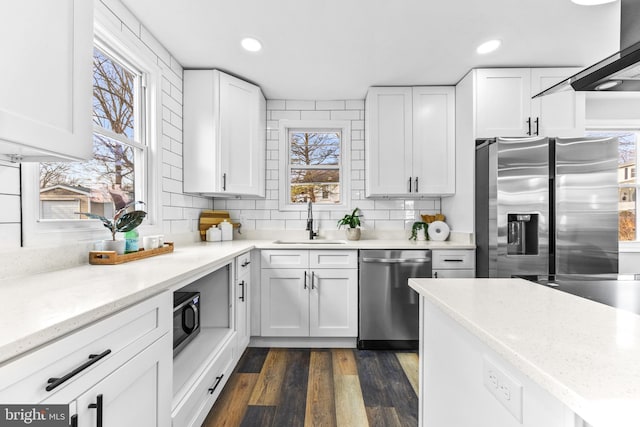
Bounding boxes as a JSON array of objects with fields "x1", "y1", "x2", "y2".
[{"x1": 507, "y1": 214, "x2": 539, "y2": 255}]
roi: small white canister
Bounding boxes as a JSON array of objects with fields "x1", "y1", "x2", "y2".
[
  {"x1": 219, "y1": 219, "x2": 233, "y2": 241},
  {"x1": 206, "y1": 226, "x2": 222, "y2": 242}
]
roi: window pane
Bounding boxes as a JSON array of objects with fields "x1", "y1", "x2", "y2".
[
  {"x1": 290, "y1": 169, "x2": 340, "y2": 204},
  {"x1": 290, "y1": 132, "x2": 340, "y2": 166},
  {"x1": 93, "y1": 48, "x2": 135, "y2": 139},
  {"x1": 619, "y1": 201, "x2": 636, "y2": 241},
  {"x1": 39, "y1": 134, "x2": 138, "y2": 218}
]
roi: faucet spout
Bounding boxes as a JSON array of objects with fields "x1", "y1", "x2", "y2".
[{"x1": 306, "y1": 200, "x2": 317, "y2": 240}]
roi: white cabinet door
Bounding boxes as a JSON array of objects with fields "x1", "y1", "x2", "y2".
[
  {"x1": 309, "y1": 269, "x2": 358, "y2": 337},
  {"x1": 260, "y1": 268, "x2": 309, "y2": 336},
  {"x1": 0, "y1": 0, "x2": 93, "y2": 161},
  {"x1": 365, "y1": 87, "x2": 413, "y2": 196},
  {"x1": 531, "y1": 68, "x2": 585, "y2": 137},
  {"x1": 219, "y1": 72, "x2": 266, "y2": 196},
  {"x1": 412, "y1": 86, "x2": 456, "y2": 196},
  {"x1": 476, "y1": 69, "x2": 531, "y2": 138},
  {"x1": 183, "y1": 70, "x2": 265, "y2": 197},
  {"x1": 235, "y1": 262, "x2": 251, "y2": 355},
  {"x1": 74, "y1": 334, "x2": 172, "y2": 427},
  {"x1": 432, "y1": 269, "x2": 475, "y2": 279}
]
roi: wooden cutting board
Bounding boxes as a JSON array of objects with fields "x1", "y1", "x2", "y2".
[{"x1": 199, "y1": 210, "x2": 241, "y2": 241}]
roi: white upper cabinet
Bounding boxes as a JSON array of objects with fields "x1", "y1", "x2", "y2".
[
  {"x1": 476, "y1": 68, "x2": 585, "y2": 138},
  {"x1": 184, "y1": 70, "x2": 266, "y2": 197},
  {"x1": 366, "y1": 86, "x2": 455, "y2": 197},
  {"x1": 0, "y1": 0, "x2": 94, "y2": 162}
]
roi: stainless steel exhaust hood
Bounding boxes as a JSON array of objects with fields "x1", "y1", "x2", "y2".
[{"x1": 533, "y1": 0, "x2": 640, "y2": 98}]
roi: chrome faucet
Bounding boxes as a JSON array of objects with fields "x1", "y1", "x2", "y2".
[{"x1": 306, "y1": 200, "x2": 318, "y2": 240}]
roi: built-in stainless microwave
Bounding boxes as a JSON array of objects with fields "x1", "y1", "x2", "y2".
[{"x1": 173, "y1": 291, "x2": 200, "y2": 356}]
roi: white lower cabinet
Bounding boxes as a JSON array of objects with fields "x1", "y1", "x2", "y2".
[
  {"x1": 235, "y1": 251, "x2": 252, "y2": 358},
  {"x1": 432, "y1": 249, "x2": 476, "y2": 278},
  {"x1": 0, "y1": 292, "x2": 171, "y2": 426},
  {"x1": 260, "y1": 250, "x2": 358, "y2": 338}
]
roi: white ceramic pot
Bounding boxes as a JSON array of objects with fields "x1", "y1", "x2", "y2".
[
  {"x1": 103, "y1": 239, "x2": 125, "y2": 255},
  {"x1": 416, "y1": 228, "x2": 427, "y2": 241},
  {"x1": 346, "y1": 228, "x2": 361, "y2": 241}
]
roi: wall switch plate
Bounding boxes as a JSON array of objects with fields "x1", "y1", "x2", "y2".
[{"x1": 483, "y1": 357, "x2": 523, "y2": 423}]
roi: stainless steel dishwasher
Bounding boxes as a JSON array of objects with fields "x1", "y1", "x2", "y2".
[{"x1": 358, "y1": 249, "x2": 432, "y2": 350}]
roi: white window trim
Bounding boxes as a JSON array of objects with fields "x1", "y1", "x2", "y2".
[
  {"x1": 20, "y1": 15, "x2": 163, "y2": 247},
  {"x1": 586, "y1": 125, "x2": 640, "y2": 251},
  {"x1": 278, "y1": 120, "x2": 351, "y2": 212}
]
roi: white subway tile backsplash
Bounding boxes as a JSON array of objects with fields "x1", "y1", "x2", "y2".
[
  {"x1": 316, "y1": 100, "x2": 345, "y2": 110},
  {"x1": 170, "y1": 219, "x2": 192, "y2": 234},
  {"x1": 346, "y1": 100, "x2": 365, "y2": 110},
  {"x1": 241, "y1": 210, "x2": 271, "y2": 220},
  {"x1": 330, "y1": 110, "x2": 360, "y2": 120},
  {"x1": 266, "y1": 180, "x2": 278, "y2": 190},
  {"x1": 140, "y1": 26, "x2": 171, "y2": 67},
  {"x1": 285, "y1": 220, "x2": 306, "y2": 229},
  {"x1": 267, "y1": 100, "x2": 285, "y2": 110},
  {"x1": 163, "y1": 149, "x2": 181, "y2": 168},
  {"x1": 375, "y1": 200, "x2": 405, "y2": 210},
  {"x1": 360, "y1": 210, "x2": 390, "y2": 220},
  {"x1": 102, "y1": 0, "x2": 140, "y2": 36},
  {"x1": 255, "y1": 199, "x2": 279, "y2": 210},
  {"x1": 171, "y1": 193, "x2": 192, "y2": 207},
  {"x1": 171, "y1": 166, "x2": 182, "y2": 181},
  {"x1": 226, "y1": 199, "x2": 256, "y2": 210},
  {"x1": 163, "y1": 120, "x2": 182, "y2": 142},
  {"x1": 256, "y1": 219, "x2": 285, "y2": 230},
  {"x1": 286, "y1": 100, "x2": 315, "y2": 110},
  {"x1": 271, "y1": 210, "x2": 300, "y2": 220},
  {"x1": 163, "y1": 206, "x2": 183, "y2": 220},
  {"x1": 373, "y1": 220, "x2": 405, "y2": 230},
  {"x1": 301, "y1": 110, "x2": 331, "y2": 120},
  {"x1": 163, "y1": 177, "x2": 183, "y2": 194},
  {"x1": 352, "y1": 120, "x2": 365, "y2": 130},
  {"x1": 271, "y1": 110, "x2": 301, "y2": 120}
]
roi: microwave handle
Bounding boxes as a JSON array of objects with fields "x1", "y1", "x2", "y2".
[{"x1": 182, "y1": 303, "x2": 199, "y2": 333}]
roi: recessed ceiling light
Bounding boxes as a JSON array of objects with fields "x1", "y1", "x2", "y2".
[
  {"x1": 571, "y1": 0, "x2": 616, "y2": 5},
  {"x1": 476, "y1": 40, "x2": 501, "y2": 55},
  {"x1": 595, "y1": 80, "x2": 622, "y2": 90},
  {"x1": 241, "y1": 37, "x2": 262, "y2": 52}
]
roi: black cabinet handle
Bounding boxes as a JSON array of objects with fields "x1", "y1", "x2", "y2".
[
  {"x1": 526, "y1": 117, "x2": 532, "y2": 135},
  {"x1": 434, "y1": 272, "x2": 438, "y2": 278},
  {"x1": 534, "y1": 117, "x2": 539, "y2": 135},
  {"x1": 408, "y1": 177, "x2": 412, "y2": 193},
  {"x1": 46, "y1": 350, "x2": 111, "y2": 392},
  {"x1": 443, "y1": 259, "x2": 464, "y2": 262},
  {"x1": 304, "y1": 271, "x2": 307, "y2": 289},
  {"x1": 208, "y1": 375, "x2": 224, "y2": 394},
  {"x1": 70, "y1": 414, "x2": 78, "y2": 427},
  {"x1": 415, "y1": 177, "x2": 419, "y2": 193},
  {"x1": 239, "y1": 280, "x2": 245, "y2": 301},
  {"x1": 241, "y1": 260, "x2": 251, "y2": 267},
  {"x1": 311, "y1": 271, "x2": 316, "y2": 289},
  {"x1": 88, "y1": 394, "x2": 103, "y2": 427},
  {"x1": 223, "y1": 173, "x2": 227, "y2": 191}
]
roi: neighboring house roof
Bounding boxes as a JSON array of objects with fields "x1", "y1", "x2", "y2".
[{"x1": 40, "y1": 184, "x2": 91, "y2": 195}]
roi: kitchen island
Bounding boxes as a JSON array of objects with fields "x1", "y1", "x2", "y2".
[{"x1": 408, "y1": 278, "x2": 640, "y2": 427}]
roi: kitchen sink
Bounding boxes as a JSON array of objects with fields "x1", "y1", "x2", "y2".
[{"x1": 273, "y1": 239, "x2": 348, "y2": 244}]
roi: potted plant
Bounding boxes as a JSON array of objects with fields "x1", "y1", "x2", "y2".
[
  {"x1": 78, "y1": 200, "x2": 147, "y2": 255},
  {"x1": 410, "y1": 221, "x2": 428, "y2": 241},
  {"x1": 337, "y1": 207, "x2": 362, "y2": 241}
]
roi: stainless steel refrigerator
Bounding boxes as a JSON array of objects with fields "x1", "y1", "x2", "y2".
[{"x1": 475, "y1": 136, "x2": 619, "y2": 278}]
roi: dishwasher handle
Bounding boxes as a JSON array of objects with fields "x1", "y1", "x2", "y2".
[{"x1": 361, "y1": 257, "x2": 431, "y2": 264}]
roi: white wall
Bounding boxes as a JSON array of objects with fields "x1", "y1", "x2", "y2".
[
  {"x1": 213, "y1": 100, "x2": 443, "y2": 233},
  {"x1": 0, "y1": 0, "x2": 213, "y2": 252}
]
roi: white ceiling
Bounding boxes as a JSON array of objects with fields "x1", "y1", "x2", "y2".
[{"x1": 119, "y1": 0, "x2": 621, "y2": 100}]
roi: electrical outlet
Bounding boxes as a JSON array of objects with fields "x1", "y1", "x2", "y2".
[{"x1": 483, "y1": 357, "x2": 523, "y2": 423}]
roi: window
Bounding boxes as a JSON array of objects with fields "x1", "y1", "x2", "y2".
[
  {"x1": 38, "y1": 45, "x2": 146, "y2": 220},
  {"x1": 279, "y1": 120, "x2": 351, "y2": 210},
  {"x1": 586, "y1": 130, "x2": 640, "y2": 242}
]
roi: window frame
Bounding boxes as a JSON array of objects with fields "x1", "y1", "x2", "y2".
[
  {"x1": 20, "y1": 16, "x2": 163, "y2": 246},
  {"x1": 278, "y1": 120, "x2": 351, "y2": 212},
  {"x1": 585, "y1": 126, "x2": 640, "y2": 251}
]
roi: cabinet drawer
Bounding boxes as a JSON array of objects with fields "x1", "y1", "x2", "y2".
[
  {"x1": 309, "y1": 250, "x2": 357, "y2": 269},
  {"x1": 236, "y1": 251, "x2": 252, "y2": 278},
  {"x1": 172, "y1": 338, "x2": 235, "y2": 427},
  {"x1": 0, "y1": 292, "x2": 170, "y2": 404},
  {"x1": 261, "y1": 250, "x2": 309, "y2": 269},
  {"x1": 432, "y1": 250, "x2": 475, "y2": 269}
]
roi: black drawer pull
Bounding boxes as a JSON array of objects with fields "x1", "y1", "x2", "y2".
[
  {"x1": 239, "y1": 280, "x2": 245, "y2": 301},
  {"x1": 88, "y1": 394, "x2": 103, "y2": 427},
  {"x1": 71, "y1": 414, "x2": 78, "y2": 427},
  {"x1": 46, "y1": 349, "x2": 111, "y2": 392},
  {"x1": 208, "y1": 374, "x2": 224, "y2": 394},
  {"x1": 241, "y1": 260, "x2": 251, "y2": 267},
  {"x1": 443, "y1": 259, "x2": 464, "y2": 262}
]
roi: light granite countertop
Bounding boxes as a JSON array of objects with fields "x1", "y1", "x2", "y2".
[
  {"x1": 0, "y1": 238, "x2": 474, "y2": 365},
  {"x1": 408, "y1": 277, "x2": 640, "y2": 427}
]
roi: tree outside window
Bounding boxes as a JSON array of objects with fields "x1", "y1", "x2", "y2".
[
  {"x1": 288, "y1": 130, "x2": 341, "y2": 204},
  {"x1": 39, "y1": 47, "x2": 144, "y2": 220}
]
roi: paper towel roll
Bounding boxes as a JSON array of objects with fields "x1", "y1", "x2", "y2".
[{"x1": 428, "y1": 221, "x2": 450, "y2": 241}]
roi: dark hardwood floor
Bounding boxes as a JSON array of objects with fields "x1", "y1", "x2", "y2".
[{"x1": 202, "y1": 348, "x2": 419, "y2": 427}]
